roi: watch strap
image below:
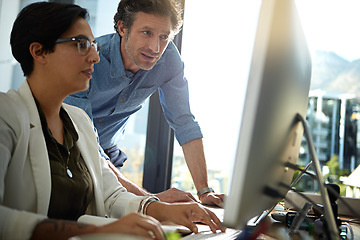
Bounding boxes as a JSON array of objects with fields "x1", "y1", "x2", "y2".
[{"x1": 197, "y1": 187, "x2": 214, "y2": 198}]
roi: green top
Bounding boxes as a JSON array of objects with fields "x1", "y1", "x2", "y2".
[{"x1": 35, "y1": 99, "x2": 94, "y2": 220}]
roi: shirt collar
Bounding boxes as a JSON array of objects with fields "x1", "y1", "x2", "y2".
[{"x1": 34, "y1": 97, "x2": 79, "y2": 147}]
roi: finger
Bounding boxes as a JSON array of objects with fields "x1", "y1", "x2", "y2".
[
  {"x1": 180, "y1": 220, "x2": 199, "y2": 234},
  {"x1": 191, "y1": 224, "x2": 199, "y2": 234},
  {"x1": 214, "y1": 198, "x2": 224, "y2": 208},
  {"x1": 216, "y1": 193, "x2": 226, "y2": 201},
  {"x1": 142, "y1": 225, "x2": 165, "y2": 240},
  {"x1": 146, "y1": 230, "x2": 158, "y2": 240},
  {"x1": 205, "y1": 209, "x2": 226, "y2": 232},
  {"x1": 136, "y1": 217, "x2": 165, "y2": 240},
  {"x1": 199, "y1": 214, "x2": 219, "y2": 233},
  {"x1": 131, "y1": 227, "x2": 165, "y2": 240},
  {"x1": 200, "y1": 194, "x2": 223, "y2": 207},
  {"x1": 188, "y1": 209, "x2": 219, "y2": 233}
]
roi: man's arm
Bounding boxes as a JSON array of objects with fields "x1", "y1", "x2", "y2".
[
  {"x1": 106, "y1": 160, "x2": 149, "y2": 196},
  {"x1": 106, "y1": 160, "x2": 197, "y2": 203},
  {"x1": 181, "y1": 138, "x2": 225, "y2": 207}
]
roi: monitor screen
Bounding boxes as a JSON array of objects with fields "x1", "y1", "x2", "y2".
[{"x1": 223, "y1": 0, "x2": 312, "y2": 229}]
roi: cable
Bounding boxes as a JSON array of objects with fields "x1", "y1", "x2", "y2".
[
  {"x1": 278, "y1": 183, "x2": 324, "y2": 215},
  {"x1": 284, "y1": 161, "x2": 316, "y2": 181},
  {"x1": 341, "y1": 218, "x2": 360, "y2": 225},
  {"x1": 288, "y1": 160, "x2": 313, "y2": 187},
  {"x1": 282, "y1": 160, "x2": 360, "y2": 220}
]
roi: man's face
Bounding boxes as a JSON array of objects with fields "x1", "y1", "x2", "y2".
[{"x1": 118, "y1": 12, "x2": 173, "y2": 73}]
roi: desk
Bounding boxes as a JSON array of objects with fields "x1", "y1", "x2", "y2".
[
  {"x1": 260, "y1": 215, "x2": 359, "y2": 240},
  {"x1": 182, "y1": 206, "x2": 360, "y2": 240}
]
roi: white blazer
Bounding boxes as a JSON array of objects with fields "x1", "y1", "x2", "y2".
[{"x1": 0, "y1": 81, "x2": 145, "y2": 240}]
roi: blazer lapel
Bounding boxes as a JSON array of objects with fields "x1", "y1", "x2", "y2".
[{"x1": 18, "y1": 82, "x2": 52, "y2": 215}]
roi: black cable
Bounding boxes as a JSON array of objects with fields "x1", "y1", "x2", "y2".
[
  {"x1": 283, "y1": 161, "x2": 317, "y2": 180},
  {"x1": 289, "y1": 161, "x2": 313, "y2": 187},
  {"x1": 278, "y1": 182, "x2": 324, "y2": 214},
  {"x1": 283, "y1": 161, "x2": 360, "y2": 220}
]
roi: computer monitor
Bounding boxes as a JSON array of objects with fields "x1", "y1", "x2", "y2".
[{"x1": 223, "y1": 0, "x2": 312, "y2": 230}]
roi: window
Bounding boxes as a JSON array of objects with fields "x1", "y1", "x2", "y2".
[
  {"x1": 171, "y1": 0, "x2": 262, "y2": 195},
  {"x1": 3, "y1": 0, "x2": 359, "y2": 197},
  {"x1": 173, "y1": 0, "x2": 360, "y2": 198},
  {"x1": 75, "y1": 0, "x2": 149, "y2": 187},
  {"x1": 295, "y1": 0, "x2": 360, "y2": 197}
]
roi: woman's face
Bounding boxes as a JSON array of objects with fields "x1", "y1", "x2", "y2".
[{"x1": 45, "y1": 17, "x2": 100, "y2": 95}]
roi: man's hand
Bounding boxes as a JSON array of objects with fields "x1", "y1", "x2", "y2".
[
  {"x1": 155, "y1": 188, "x2": 198, "y2": 203},
  {"x1": 199, "y1": 192, "x2": 225, "y2": 208}
]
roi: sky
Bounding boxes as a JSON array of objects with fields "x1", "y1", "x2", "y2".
[{"x1": 296, "y1": 0, "x2": 360, "y2": 61}]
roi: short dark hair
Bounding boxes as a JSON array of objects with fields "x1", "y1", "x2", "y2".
[
  {"x1": 10, "y1": 2, "x2": 88, "y2": 76},
  {"x1": 113, "y1": 0, "x2": 183, "y2": 36}
]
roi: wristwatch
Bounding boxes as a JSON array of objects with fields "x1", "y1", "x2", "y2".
[{"x1": 197, "y1": 187, "x2": 215, "y2": 198}]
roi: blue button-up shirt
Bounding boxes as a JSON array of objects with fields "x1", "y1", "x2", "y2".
[{"x1": 64, "y1": 33, "x2": 202, "y2": 151}]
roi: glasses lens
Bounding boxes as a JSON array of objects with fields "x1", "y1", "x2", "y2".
[
  {"x1": 78, "y1": 38, "x2": 90, "y2": 55},
  {"x1": 94, "y1": 42, "x2": 100, "y2": 54}
]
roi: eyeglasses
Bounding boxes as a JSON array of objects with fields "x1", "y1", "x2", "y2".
[{"x1": 55, "y1": 36, "x2": 100, "y2": 55}]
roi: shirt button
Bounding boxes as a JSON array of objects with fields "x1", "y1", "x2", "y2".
[
  {"x1": 99, "y1": 118, "x2": 103, "y2": 123},
  {"x1": 120, "y1": 98, "x2": 124, "y2": 102}
]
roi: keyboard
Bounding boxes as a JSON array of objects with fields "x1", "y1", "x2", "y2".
[
  {"x1": 182, "y1": 228, "x2": 241, "y2": 240},
  {"x1": 179, "y1": 207, "x2": 272, "y2": 239}
]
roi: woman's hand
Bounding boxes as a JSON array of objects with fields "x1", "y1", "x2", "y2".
[
  {"x1": 147, "y1": 202, "x2": 226, "y2": 234},
  {"x1": 155, "y1": 187, "x2": 198, "y2": 203},
  {"x1": 96, "y1": 212, "x2": 165, "y2": 239},
  {"x1": 30, "y1": 213, "x2": 165, "y2": 240}
]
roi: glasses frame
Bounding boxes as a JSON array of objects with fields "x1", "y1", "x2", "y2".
[{"x1": 55, "y1": 36, "x2": 100, "y2": 55}]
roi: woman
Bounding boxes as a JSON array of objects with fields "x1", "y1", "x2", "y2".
[{"x1": 0, "y1": 2, "x2": 225, "y2": 240}]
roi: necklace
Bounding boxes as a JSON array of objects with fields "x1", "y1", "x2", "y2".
[{"x1": 51, "y1": 136, "x2": 73, "y2": 178}]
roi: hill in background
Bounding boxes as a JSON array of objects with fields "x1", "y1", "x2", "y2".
[{"x1": 311, "y1": 51, "x2": 360, "y2": 98}]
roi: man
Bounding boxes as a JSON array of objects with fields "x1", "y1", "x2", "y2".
[{"x1": 65, "y1": 0, "x2": 224, "y2": 207}]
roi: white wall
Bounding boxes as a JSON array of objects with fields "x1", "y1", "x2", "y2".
[{"x1": 0, "y1": 0, "x2": 20, "y2": 91}]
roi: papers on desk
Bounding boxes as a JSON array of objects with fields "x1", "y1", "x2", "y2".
[{"x1": 78, "y1": 215, "x2": 117, "y2": 226}]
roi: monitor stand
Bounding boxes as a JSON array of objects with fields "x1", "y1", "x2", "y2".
[
  {"x1": 296, "y1": 113, "x2": 339, "y2": 240},
  {"x1": 248, "y1": 140, "x2": 315, "y2": 229}
]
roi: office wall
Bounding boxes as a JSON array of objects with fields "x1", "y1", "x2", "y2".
[
  {"x1": 0, "y1": 0, "x2": 41, "y2": 92},
  {"x1": 0, "y1": 0, "x2": 20, "y2": 91}
]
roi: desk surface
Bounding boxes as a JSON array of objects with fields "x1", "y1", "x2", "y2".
[
  {"x1": 262, "y1": 215, "x2": 360, "y2": 240},
  {"x1": 182, "y1": 206, "x2": 360, "y2": 240}
]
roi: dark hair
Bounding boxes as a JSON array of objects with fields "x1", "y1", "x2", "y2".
[
  {"x1": 113, "y1": 0, "x2": 183, "y2": 35},
  {"x1": 10, "y1": 2, "x2": 88, "y2": 76}
]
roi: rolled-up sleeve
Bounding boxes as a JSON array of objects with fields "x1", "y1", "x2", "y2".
[{"x1": 158, "y1": 43, "x2": 203, "y2": 146}]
